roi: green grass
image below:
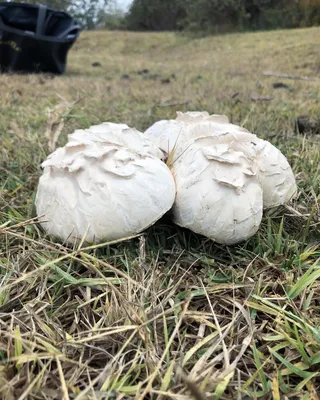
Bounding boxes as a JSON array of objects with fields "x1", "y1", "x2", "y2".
[{"x1": 0, "y1": 27, "x2": 320, "y2": 399}]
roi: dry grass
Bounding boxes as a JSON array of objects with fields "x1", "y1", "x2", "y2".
[{"x1": 0, "y1": 27, "x2": 320, "y2": 399}]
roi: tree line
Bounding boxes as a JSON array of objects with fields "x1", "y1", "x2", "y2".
[
  {"x1": 9, "y1": 0, "x2": 320, "y2": 32},
  {"x1": 126, "y1": 0, "x2": 320, "y2": 32}
]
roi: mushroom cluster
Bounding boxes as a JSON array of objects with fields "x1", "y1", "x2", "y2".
[{"x1": 36, "y1": 112, "x2": 297, "y2": 245}]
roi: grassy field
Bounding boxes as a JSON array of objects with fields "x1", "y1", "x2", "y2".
[{"x1": 0, "y1": 27, "x2": 320, "y2": 399}]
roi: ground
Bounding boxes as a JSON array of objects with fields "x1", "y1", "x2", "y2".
[{"x1": 0, "y1": 27, "x2": 319, "y2": 399}]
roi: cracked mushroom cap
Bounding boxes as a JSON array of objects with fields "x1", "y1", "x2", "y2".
[
  {"x1": 145, "y1": 111, "x2": 297, "y2": 210},
  {"x1": 68, "y1": 122, "x2": 165, "y2": 160},
  {"x1": 145, "y1": 112, "x2": 254, "y2": 159},
  {"x1": 171, "y1": 136, "x2": 263, "y2": 245},
  {"x1": 36, "y1": 135, "x2": 175, "y2": 245},
  {"x1": 254, "y1": 139, "x2": 297, "y2": 208}
]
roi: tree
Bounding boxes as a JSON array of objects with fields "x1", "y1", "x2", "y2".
[
  {"x1": 127, "y1": 0, "x2": 320, "y2": 32},
  {"x1": 96, "y1": 5, "x2": 127, "y2": 30},
  {"x1": 126, "y1": 0, "x2": 186, "y2": 31},
  {"x1": 68, "y1": 0, "x2": 111, "y2": 29},
  {"x1": 10, "y1": 0, "x2": 112, "y2": 29},
  {"x1": 181, "y1": 0, "x2": 244, "y2": 32}
]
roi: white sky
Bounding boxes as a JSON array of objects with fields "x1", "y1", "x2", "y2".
[{"x1": 115, "y1": 0, "x2": 133, "y2": 11}]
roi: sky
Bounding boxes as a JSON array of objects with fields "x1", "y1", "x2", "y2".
[{"x1": 116, "y1": 0, "x2": 133, "y2": 11}]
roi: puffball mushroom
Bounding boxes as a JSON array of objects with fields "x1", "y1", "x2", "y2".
[
  {"x1": 36, "y1": 124, "x2": 175, "y2": 244},
  {"x1": 68, "y1": 122, "x2": 164, "y2": 160},
  {"x1": 144, "y1": 111, "x2": 252, "y2": 158},
  {"x1": 254, "y1": 139, "x2": 297, "y2": 208},
  {"x1": 171, "y1": 136, "x2": 263, "y2": 245},
  {"x1": 145, "y1": 112, "x2": 297, "y2": 209}
]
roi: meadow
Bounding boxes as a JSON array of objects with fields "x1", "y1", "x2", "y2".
[{"x1": 0, "y1": 27, "x2": 319, "y2": 399}]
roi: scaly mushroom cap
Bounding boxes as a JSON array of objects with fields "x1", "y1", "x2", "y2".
[
  {"x1": 171, "y1": 136, "x2": 263, "y2": 245},
  {"x1": 255, "y1": 139, "x2": 297, "y2": 208},
  {"x1": 145, "y1": 112, "x2": 255, "y2": 159},
  {"x1": 36, "y1": 132, "x2": 175, "y2": 244},
  {"x1": 69, "y1": 122, "x2": 165, "y2": 160},
  {"x1": 145, "y1": 112, "x2": 297, "y2": 210}
]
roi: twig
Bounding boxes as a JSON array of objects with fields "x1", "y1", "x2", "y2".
[
  {"x1": 148, "y1": 100, "x2": 190, "y2": 115},
  {"x1": 157, "y1": 100, "x2": 190, "y2": 107},
  {"x1": 251, "y1": 95, "x2": 273, "y2": 102},
  {"x1": 263, "y1": 71, "x2": 316, "y2": 81}
]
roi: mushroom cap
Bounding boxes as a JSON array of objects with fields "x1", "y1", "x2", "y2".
[
  {"x1": 171, "y1": 136, "x2": 263, "y2": 245},
  {"x1": 145, "y1": 111, "x2": 297, "y2": 209},
  {"x1": 36, "y1": 135, "x2": 175, "y2": 244},
  {"x1": 144, "y1": 119, "x2": 184, "y2": 158},
  {"x1": 69, "y1": 122, "x2": 164, "y2": 160},
  {"x1": 145, "y1": 112, "x2": 256, "y2": 159},
  {"x1": 255, "y1": 139, "x2": 297, "y2": 208}
]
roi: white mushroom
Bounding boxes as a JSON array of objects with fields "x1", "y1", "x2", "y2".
[
  {"x1": 171, "y1": 136, "x2": 263, "y2": 245},
  {"x1": 68, "y1": 122, "x2": 164, "y2": 160},
  {"x1": 144, "y1": 119, "x2": 184, "y2": 157},
  {"x1": 36, "y1": 127, "x2": 175, "y2": 245},
  {"x1": 144, "y1": 111, "x2": 254, "y2": 159},
  {"x1": 254, "y1": 139, "x2": 297, "y2": 208},
  {"x1": 145, "y1": 112, "x2": 297, "y2": 210}
]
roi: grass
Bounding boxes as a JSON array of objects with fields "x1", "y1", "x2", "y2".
[{"x1": 0, "y1": 27, "x2": 320, "y2": 399}]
